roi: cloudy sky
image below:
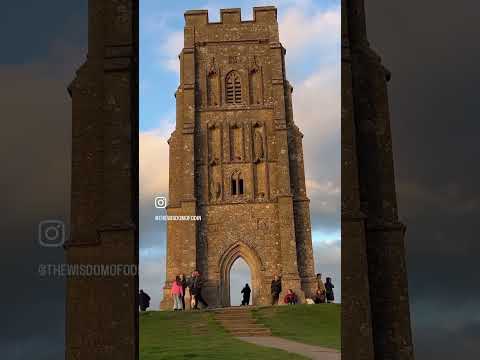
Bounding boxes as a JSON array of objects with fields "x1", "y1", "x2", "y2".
[
  {"x1": 364, "y1": 1, "x2": 480, "y2": 358},
  {"x1": 139, "y1": 0, "x2": 341, "y2": 307}
]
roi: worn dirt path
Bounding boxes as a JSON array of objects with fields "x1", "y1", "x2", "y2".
[{"x1": 237, "y1": 336, "x2": 341, "y2": 360}]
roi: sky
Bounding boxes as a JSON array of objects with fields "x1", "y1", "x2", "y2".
[
  {"x1": 364, "y1": 1, "x2": 480, "y2": 358},
  {"x1": 139, "y1": 0, "x2": 341, "y2": 308}
]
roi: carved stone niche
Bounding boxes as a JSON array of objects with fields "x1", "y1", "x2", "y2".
[
  {"x1": 252, "y1": 120, "x2": 266, "y2": 163},
  {"x1": 207, "y1": 120, "x2": 221, "y2": 165},
  {"x1": 207, "y1": 121, "x2": 222, "y2": 203},
  {"x1": 206, "y1": 57, "x2": 220, "y2": 107},
  {"x1": 252, "y1": 120, "x2": 267, "y2": 200},
  {"x1": 229, "y1": 120, "x2": 244, "y2": 162},
  {"x1": 249, "y1": 55, "x2": 263, "y2": 105}
]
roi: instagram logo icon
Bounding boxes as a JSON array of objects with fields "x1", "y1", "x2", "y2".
[
  {"x1": 154, "y1": 196, "x2": 167, "y2": 209},
  {"x1": 38, "y1": 220, "x2": 65, "y2": 247}
]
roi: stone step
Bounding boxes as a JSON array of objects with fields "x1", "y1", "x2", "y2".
[
  {"x1": 217, "y1": 320, "x2": 260, "y2": 325},
  {"x1": 213, "y1": 309, "x2": 252, "y2": 314},
  {"x1": 226, "y1": 327, "x2": 271, "y2": 333},
  {"x1": 214, "y1": 309, "x2": 251, "y2": 312},
  {"x1": 228, "y1": 329, "x2": 272, "y2": 336},
  {"x1": 219, "y1": 323, "x2": 266, "y2": 330},
  {"x1": 215, "y1": 312, "x2": 251, "y2": 316},
  {"x1": 213, "y1": 308, "x2": 271, "y2": 337},
  {"x1": 215, "y1": 314, "x2": 252, "y2": 318}
]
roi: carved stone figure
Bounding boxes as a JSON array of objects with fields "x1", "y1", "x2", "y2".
[{"x1": 254, "y1": 130, "x2": 264, "y2": 162}]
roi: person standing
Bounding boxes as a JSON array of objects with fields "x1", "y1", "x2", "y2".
[
  {"x1": 270, "y1": 275, "x2": 282, "y2": 305},
  {"x1": 138, "y1": 289, "x2": 151, "y2": 312},
  {"x1": 325, "y1": 277, "x2": 335, "y2": 303},
  {"x1": 241, "y1": 283, "x2": 251, "y2": 306},
  {"x1": 171, "y1": 276, "x2": 184, "y2": 311},
  {"x1": 316, "y1": 273, "x2": 326, "y2": 303},
  {"x1": 191, "y1": 270, "x2": 209, "y2": 309},
  {"x1": 179, "y1": 273, "x2": 187, "y2": 310}
]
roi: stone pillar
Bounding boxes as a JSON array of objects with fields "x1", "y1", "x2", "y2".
[
  {"x1": 66, "y1": 0, "x2": 138, "y2": 359},
  {"x1": 269, "y1": 41, "x2": 305, "y2": 303},
  {"x1": 277, "y1": 196, "x2": 305, "y2": 304},
  {"x1": 160, "y1": 22, "x2": 199, "y2": 310},
  {"x1": 345, "y1": 0, "x2": 415, "y2": 358},
  {"x1": 341, "y1": 1, "x2": 375, "y2": 358}
]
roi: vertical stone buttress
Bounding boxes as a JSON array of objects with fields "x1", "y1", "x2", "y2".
[
  {"x1": 269, "y1": 26, "x2": 307, "y2": 304},
  {"x1": 343, "y1": 0, "x2": 415, "y2": 358},
  {"x1": 161, "y1": 7, "x2": 316, "y2": 308},
  {"x1": 286, "y1": 81, "x2": 317, "y2": 297},
  {"x1": 159, "y1": 17, "x2": 199, "y2": 310},
  {"x1": 66, "y1": 0, "x2": 138, "y2": 359}
]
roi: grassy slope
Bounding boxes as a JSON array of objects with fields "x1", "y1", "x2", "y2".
[
  {"x1": 252, "y1": 304, "x2": 341, "y2": 350},
  {"x1": 140, "y1": 311, "x2": 308, "y2": 360}
]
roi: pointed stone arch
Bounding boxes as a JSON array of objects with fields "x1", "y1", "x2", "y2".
[{"x1": 218, "y1": 241, "x2": 264, "y2": 306}]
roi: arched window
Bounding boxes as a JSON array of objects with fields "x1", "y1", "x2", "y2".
[
  {"x1": 231, "y1": 171, "x2": 244, "y2": 196},
  {"x1": 226, "y1": 71, "x2": 242, "y2": 104}
]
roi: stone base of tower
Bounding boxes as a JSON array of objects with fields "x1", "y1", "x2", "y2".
[
  {"x1": 159, "y1": 282, "x2": 173, "y2": 310},
  {"x1": 278, "y1": 276, "x2": 306, "y2": 304},
  {"x1": 300, "y1": 276, "x2": 319, "y2": 299}
]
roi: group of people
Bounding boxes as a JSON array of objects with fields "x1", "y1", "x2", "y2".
[
  {"x1": 139, "y1": 272, "x2": 335, "y2": 312},
  {"x1": 270, "y1": 273, "x2": 335, "y2": 306},
  {"x1": 170, "y1": 270, "x2": 209, "y2": 311},
  {"x1": 312, "y1": 273, "x2": 335, "y2": 304},
  {"x1": 270, "y1": 275, "x2": 301, "y2": 305},
  {"x1": 138, "y1": 270, "x2": 209, "y2": 312}
]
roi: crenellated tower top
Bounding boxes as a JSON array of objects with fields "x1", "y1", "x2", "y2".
[{"x1": 184, "y1": 7, "x2": 277, "y2": 26}]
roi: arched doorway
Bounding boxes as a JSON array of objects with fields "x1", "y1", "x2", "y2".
[
  {"x1": 218, "y1": 241, "x2": 264, "y2": 307},
  {"x1": 229, "y1": 257, "x2": 252, "y2": 306}
]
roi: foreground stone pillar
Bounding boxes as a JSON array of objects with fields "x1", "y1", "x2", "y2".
[
  {"x1": 65, "y1": 1, "x2": 138, "y2": 359},
  {"x1": 342, "y1": 0, "x2": 415, "y2": 358}
]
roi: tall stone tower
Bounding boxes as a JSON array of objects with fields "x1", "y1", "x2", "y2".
[
  {"x1": 342, "y1": 0, "x2": 415, "y2": 358},
  {"x1": 160, "y1": 7, "x2": 317, "y2": 308}
]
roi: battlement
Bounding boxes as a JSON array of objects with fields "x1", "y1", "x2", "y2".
[{"x1": 184, "y1": 7, "x2": 277, "y2": 26}]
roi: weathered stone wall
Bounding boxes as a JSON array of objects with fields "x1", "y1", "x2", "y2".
[{"x1": 201, "y1": 202, "x2": 281, "y2": 306}]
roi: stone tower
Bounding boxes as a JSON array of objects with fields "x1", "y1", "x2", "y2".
[
  {"x1": 342, "y1": 0, "x2": 415, "y2": 358},
  {"x1": 160, "y1": 7, "x2": 317, "y2": 308}
]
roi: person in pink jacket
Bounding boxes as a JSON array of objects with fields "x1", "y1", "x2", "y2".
[{"x1": 171, "y1": 275, "x2": 184, "y2": 311}]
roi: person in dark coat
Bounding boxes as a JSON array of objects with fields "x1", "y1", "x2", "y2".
[
  {"x1": 139, "y1": 289, "x2": 151, "y2": 312},
  {"x1": 191, "y1": 270, "x2": 208, "y2": 309},
  {"x1": 241, "y1": 283, "x2": 251, "y2": 306},
  {"x1": 325, "y1": 277, "x2": 335, "y2": 303},
  {"x1": 271, "y1": 275, "x2": 282, "y2": 305},
  {"x1": 179, "y1": 273, "x2": 187, "y2": 310}
]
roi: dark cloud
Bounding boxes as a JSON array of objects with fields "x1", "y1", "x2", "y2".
[
  {"x1": 365, "y1": 1, "x2": 480, "y2": 358},
  {"x1": 0, "y1": 1, "x2": 87, "y2": 358}
]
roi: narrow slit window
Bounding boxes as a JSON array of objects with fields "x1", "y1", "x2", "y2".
[
  {"x1": 231, "y1": 179, "x2": 237, "y2": 195},
  {"x1": 239, "y1": 179, "x2": 244, "y2": 195}
]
